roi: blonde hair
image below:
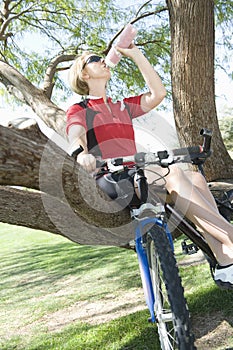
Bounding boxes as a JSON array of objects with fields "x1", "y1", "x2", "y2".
[{"x1": 68, "y1": 51, "x2": 92, "y2": 95}]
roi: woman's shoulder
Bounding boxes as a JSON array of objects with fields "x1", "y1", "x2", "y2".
[{"x1": 66, "y1": 99, "x2": 89, "y2": 112}]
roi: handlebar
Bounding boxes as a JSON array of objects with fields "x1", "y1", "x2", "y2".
[
  {"x1": 96, "y1": 128, "x2": 212, "y2": 169},
  {"x1": 71, "y1": 128, "x2": 212, "y2": 170}
]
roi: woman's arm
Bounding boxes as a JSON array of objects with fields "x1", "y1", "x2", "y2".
[
  {"x1": 116, "y1": 44, "x2": 166, "y2": 112},
  {"x1": 68, "y1": 124, "x2": 96, "y2": 173}
]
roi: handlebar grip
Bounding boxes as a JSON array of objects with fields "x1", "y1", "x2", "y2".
[
  {"x1": 71, "y1": 145, "x2": 84, "y2": 159},
  {"x1": 200, "y1": 128, "x2": 212, "y2": 153},
  {"x1": 172, "y1": 145, "x2": 203, "y2": 156}
]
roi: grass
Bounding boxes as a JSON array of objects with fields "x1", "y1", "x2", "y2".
[
  {"x1": 0, "y1": 223, "x2": 233, "y2": 350},
  {"x1": 1, "y1": 313, "x2": 160, "y2": 350}
]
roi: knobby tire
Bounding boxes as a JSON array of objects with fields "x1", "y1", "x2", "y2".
[{"x1": 146, "y1": 224, "x2": 196, "y2": 350}]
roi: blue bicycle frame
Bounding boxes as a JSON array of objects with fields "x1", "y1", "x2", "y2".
[{"x1": 134, "y1": 216, "x2": 174, "y2": 323}]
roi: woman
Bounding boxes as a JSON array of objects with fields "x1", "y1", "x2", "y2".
[{"x1": 66, "y1": 44, "x2": 233, "y2": 289}]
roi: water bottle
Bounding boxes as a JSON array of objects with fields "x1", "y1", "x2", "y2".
[{"x1": 105, "y1": 24, "x2": 138, "y2": 68}]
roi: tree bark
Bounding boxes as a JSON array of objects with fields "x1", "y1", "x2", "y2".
[
  {"x1": 166, "y1": 0, "x2": 233, "y2": 181},
  {"x1": 0, "y1": 125, "x2": 135, "y2": 246},
  {"x1": 0, "y1": 186, "x2": 134, "y2": 246}
]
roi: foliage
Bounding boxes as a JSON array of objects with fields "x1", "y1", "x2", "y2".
[
  {"x1": 0, "y1": 0, "x2": 169, "y2": 102},
  {"x1": 219, "y1": 114, "x2": 233, "y2": 151},
  {"x1": 1, "y1": 1, "x2": 122, "y2": 87},
  {"x1": 0, "y1": 0, "x2": 232, "y2": 103},
  {"x1": 214, "y1": 0, "x2": 233, "y2": 80}
]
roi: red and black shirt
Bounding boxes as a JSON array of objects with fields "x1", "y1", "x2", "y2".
[{"x1": 66, "y1": 95, "x2": 145, "y2": 159}]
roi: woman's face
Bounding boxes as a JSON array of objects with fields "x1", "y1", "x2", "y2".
[{"x1": 82, "y1": 54, "x2": 111, "y2": 81}]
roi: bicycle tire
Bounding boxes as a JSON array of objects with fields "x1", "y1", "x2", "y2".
[{"x1": 146, "y1": 224, "x2": 196, "y2": 350}]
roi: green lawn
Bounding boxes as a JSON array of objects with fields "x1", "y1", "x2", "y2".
[{"x1": 0, "y1": 223, "x2": 232, "y2": 350}]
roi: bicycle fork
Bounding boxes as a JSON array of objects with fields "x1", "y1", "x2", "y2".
[{"x1": 134, "y1": 217, "x2": 173, "y2": 323}]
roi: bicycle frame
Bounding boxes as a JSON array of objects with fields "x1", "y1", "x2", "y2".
[
  {"x1": 133, "y1": 198, "x2": 218, "y2": 326},
  {"x1": 133, "y1": 211, "x2": 174, "y2": 324},
  {"x1": 165, "y1": 203, "x2": 217, "y2": 265}
]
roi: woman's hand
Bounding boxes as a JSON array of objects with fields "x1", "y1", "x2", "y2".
[
  {"x1": 115, "y1": 43, "x2": 140, "y2": 60},
  {"x1": 77, "y1": 153, "x2": 96, "y2": 173}
]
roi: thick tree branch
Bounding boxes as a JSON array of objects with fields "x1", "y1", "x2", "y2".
[
  {"x1": 7, "y1": 123, "x2": 48, "y2": 143},
  {"x1": 0, "y1": 186, "x2": 133, "y2": 246},
  {"x1": 0, "y1": 60, "x2": 66, "y2": 137},
  {"x1": 0, "y1": 125, "x2": 131, "y2": 229},
  {"x1": 0, "y1": 72, "x2": 26, "y2": 102},
  {"x1": 43, "y1": 54, "x2": 76, "y2": 99}
]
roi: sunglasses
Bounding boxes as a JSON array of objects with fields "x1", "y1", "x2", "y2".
[{"x1": 82, "y1": 55, "x2": 102, "y2": 70}]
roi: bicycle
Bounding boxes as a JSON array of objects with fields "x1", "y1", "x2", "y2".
[{"x1": 73, "y1": 128, "x2": 232, "y2": 350}]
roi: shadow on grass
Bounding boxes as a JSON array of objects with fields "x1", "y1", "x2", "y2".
[
  {"x1": 0, "y1": 242, "x2": 140, "y2": 296},
  {"x1": 1, "y1": 270, "x2": 232, "y2": 349}
]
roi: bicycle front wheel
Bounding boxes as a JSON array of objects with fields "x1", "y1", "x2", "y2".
[{"x1": 146, "y1": 224, "x2": 196, "y2": 350}]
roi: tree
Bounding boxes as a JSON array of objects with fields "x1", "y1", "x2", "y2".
[
  {"x1": 0, "y1": 0, "x2": 232, "y2": 246},
  {"x1": 166, "y1": 0, "x2": 233, "y2": 181}
]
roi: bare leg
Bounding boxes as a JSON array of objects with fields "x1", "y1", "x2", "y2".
[
  {"x1": 182, "y1": 170, "x2": 230, "y2": 259},
  {"x1": 163, "y1": 166, "x2": 233, "y2": 266},
  {"x1": 184, "y1": 170, "x2": 219, "y2": 211}
]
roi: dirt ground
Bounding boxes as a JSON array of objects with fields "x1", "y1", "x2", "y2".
[
  {"x1": 20, "y1": 287, "x2": 232, "y2": 349},
  {"x1": 17, "y1": 251, "x2": 232, "y2": 350},
  {"x1": 180, "y1": 250, "x2": 233, "y2": 349}
]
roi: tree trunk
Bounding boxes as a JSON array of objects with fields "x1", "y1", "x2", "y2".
[{"x1": 166, "y1": 0, "x2": 233, "y2": 181}]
